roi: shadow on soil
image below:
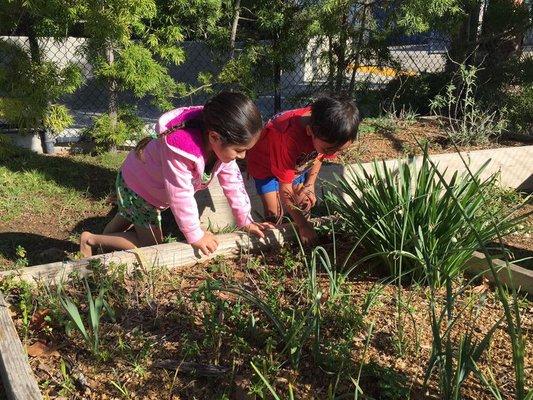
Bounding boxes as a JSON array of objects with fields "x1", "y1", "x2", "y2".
[{"x1": 0, "y1": 232, "x2": 76, "y2": 267}]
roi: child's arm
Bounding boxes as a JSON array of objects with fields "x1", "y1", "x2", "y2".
[
  {"x1": 279, "y1": 182, "x2": 317, "y2": 245},
  {"x1": 297, "y1": 158, "x2": 323, "y2": 211},
  {"x1": 162, "y1": 152, "x2": 218, "y2": 255},
  {"x1": 217, "y1": 161, "x2": 272, "y2": 238}
]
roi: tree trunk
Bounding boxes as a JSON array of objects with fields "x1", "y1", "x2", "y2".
[
  {"x1": 229, "y1": 0, "x2": 241, "y2": 60},
  {"x1": 327, "y1": 36, "x2": 335, "y2": 91},
  {"x1": 349, "y1": 1, "x2": 370, "y2": 95},
  {"x1": 106, "y1": 45, "x2": 118, "y2": 152},
  {"x1": 274, "y1": 62, "x2": 282, "y2": 113},
  {"x1": 446, "y1": 2, "x2": 482, "y2": 70},
  {"x1": 334, "y1": 12, "x2": 349, "y2": 92},
  {"x1": 27, "y1": 27, "x2": 41, "y2": 64}
]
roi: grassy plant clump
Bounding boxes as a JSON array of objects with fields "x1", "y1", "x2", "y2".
[{"x1": 325, "y1": 150, "x2": 525, "y2": 286}]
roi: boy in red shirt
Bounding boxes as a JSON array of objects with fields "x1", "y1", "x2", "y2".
[{"x1": 246, "y1": 95, "x2": 360, "y2": 244}]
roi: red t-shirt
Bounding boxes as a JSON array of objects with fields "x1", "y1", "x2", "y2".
[{"x1": 247, "y1": 107, "x2": 331, "y2": 184}]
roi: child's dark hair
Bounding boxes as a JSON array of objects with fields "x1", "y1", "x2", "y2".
[
  {"x1": 310, "y1": 95, "x2": 360, "y2": 146},
  {"x1": 135, "y1": 91, "x2": 262, "y2": 158}
]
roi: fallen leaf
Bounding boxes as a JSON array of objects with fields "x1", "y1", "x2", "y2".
[
  {"x1": 31, "y1": 308, "x2": 50, "y2": 331},
  {"x1": 26, "y1": 341, "x2": 60, "y2": 358}
]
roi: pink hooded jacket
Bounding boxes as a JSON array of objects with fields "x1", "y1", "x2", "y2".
[{"x1": 121, "y1": 106, "x2": 253, "y2": 244}]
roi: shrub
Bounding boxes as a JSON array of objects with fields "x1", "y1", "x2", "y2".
[
  {"x1": 430, "y1": 64, "x2": 507, "y2": 145},
  {"x1": 505, "y1": 84, "x2": 533, "y2": 135},
  {"x1": 383, "y1": 72, "x2": 450, "y2": 115},
  {"x1": 86, "y1": 107, "x2": 145, "y2": 152}
]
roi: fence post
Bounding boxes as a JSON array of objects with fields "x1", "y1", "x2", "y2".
[{"x1": 274, "y1": 62, "x2": 282, "y2": 113}]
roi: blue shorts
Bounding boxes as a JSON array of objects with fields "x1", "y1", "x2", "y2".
[{"x1": 254, "y1": 172, "x2": 308, "y2": 195}]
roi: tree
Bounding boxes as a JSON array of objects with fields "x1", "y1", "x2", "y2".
[
  {"x1": 0, "y1": 0, "x2": 83, "y2": 150},
  {"x1": 81, "y1": 0, "x2": 186, "y2": 150}
]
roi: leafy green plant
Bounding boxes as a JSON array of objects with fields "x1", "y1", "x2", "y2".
[
  {"x1": 325, "y1": 150, "x2": 525, "y2": 286},
  {"x1": 0, "y1": 3, "x2": 83, "y2": 138},
  {"x1": 86, "y1": 107, "x2": 145, "y2": 152},
  {"x1": 430, "y1": 63, "x2": 507, "y2": 145},
  {"x1": 505, "y1": 84, "x2": 533, "y2": 135},
  {"x1": 14, "y1": 245, "x2": 29, "y2": 269},
  {"x1": 59, "y1": 279, "x2": 115, "y2": 356}
]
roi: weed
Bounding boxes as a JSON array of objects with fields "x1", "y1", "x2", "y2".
[
  {"x1": 60, "y1": 278, "x2": 115, "y2": 357},
  {"x1": 14, "y1": 245, "x2": 29, "y2": 269},
  {"x1": 110, "y1": 374, "x2": 132, "y2": 399},
  {"x1": 58, "y1": 358, "x2": 76, "y2": 396},
  {"x1": 430, "y1": 63, "x2": 507, "y2": 145}
]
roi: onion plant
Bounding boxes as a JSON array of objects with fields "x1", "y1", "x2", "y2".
[
  {"x1": 325, "y1": 151, "x2": 526, "y2": 286},
  {"x1": 327, "y1": 148, "x2": 531, "y2": 399},
  {"x1": 60, "y1": 278, "x2": 115, "y2": 356}
]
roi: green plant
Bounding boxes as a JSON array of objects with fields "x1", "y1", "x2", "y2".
[
  {"x1": 86, "y1": 107, "x2": 145, "y2": 152},
  {"x1": 205, "y1": 279, "x2": 320, "y2": 368},
  {"x1": 430, "y1": 63, "x2": 507, "y2": 145},
  {"x1": 0, "y1": 3, "x2": 83, "y2": 137},
  {"x1": 383, "y1": 71, "x2": 451, "y2": 115},
  {"x1": 423, "y1": 270, "x2": 504, "y2": 400},
  {"x1": 110, "y1": 375, "x2": 132, "y2": 399},
  {"x1": 426, "y1": 153, "x2": 532, "y2": 400},
  {"x1": 14, "y1": 245, "x2": 29, "y2": 269},
  {"x1": 325, "y1": 150, "x2": 525, "y2": 286},
  {"x1": 4, "y1": 276, "x2": 34, "y2": 341},
  {"x1": 504, "y1": 84, "x2": 533, "y2": 135},
  {"x1": 250, "y1": 362, "x2": 295, "y2": 400},
  {"x1": 58, "y1": 358, "x2": 76, "y2": 396},
  {"x1": 43, "y1": 104, "x2": 74, "y2": 135},
  {"x1": 360, "y1": 361, "x2": 410, "y2": 400},
  {"x1": 60, "y1": 279, "x2": 115, "y2": 356}
]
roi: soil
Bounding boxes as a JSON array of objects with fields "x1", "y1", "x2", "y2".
[
  {"x1": 4, "y1": 244, "x2": 532, "y2": 400},
  {"x1": 337, "y1": 118, "x2": 528, "y2": 164}
]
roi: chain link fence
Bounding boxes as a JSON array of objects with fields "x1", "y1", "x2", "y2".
[{"x1": 1, "y1": 28, "x2": 532, "y2": 143}]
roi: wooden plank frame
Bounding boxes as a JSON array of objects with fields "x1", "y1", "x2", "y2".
[{"x1": 0, "y1": 293, "x2": 42, "y2": 400}]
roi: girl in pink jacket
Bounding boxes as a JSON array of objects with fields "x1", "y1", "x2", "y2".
[{"x1": 79, "y1": 92, "x2": 270, "y2": 257}]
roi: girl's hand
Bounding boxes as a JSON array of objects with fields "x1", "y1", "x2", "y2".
[
  {"x1": 192, "y1": 231, "x2": 219, "y2": 255},
  {"x1": 242, "y1": 222, "x2": 275, "y2": 239},
  {"x1": 298, "y1": 222, "x2": 317, "y2": 245}
]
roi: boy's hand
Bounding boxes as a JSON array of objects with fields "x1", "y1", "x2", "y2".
[
  {"x1": 294, "y1": 184, "x2": 316, "y2": 212},
  {"x1": 242, "y1": 222, "x2": 275, "y2": 238},
  {"x1": 192, "y1": 231, "x2": 219, "y2": 255},
  {"x1": 298, "y1": 222, "x2": 317, "y2": 245}
]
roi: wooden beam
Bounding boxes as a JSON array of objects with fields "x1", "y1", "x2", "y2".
[
  {"x1": 0, "y1": 293, "x2": 42, "y2": 400},
  {"x1": 0, "y1": 224, "x2": 300, "y2": 285}
]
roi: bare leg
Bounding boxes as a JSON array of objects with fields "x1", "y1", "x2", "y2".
[
  {"x1": 80, "y1": 231, "x2": 140, "y2": 257},
  {"x1": 135, "y1": 224, "x2": 164, "y2": 246},
  {"x1": 103, "y1": 214, "x2": 132, "y2": 234},
  {"x1": 79, "y1": 224, "x2": 164, "y2": 258},
  {"x1": 259, "y1": 191, "x2": 283, "y2": 224}
]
